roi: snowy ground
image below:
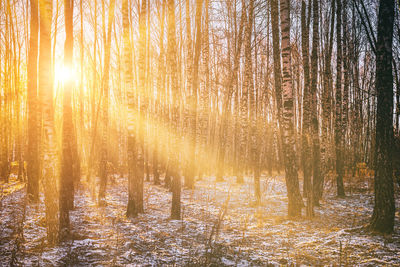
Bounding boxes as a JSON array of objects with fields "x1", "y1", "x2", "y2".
[{"x1": 1, "y1": 174, "x2": 400, "y2": 266}]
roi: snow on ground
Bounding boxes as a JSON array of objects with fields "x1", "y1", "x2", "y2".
[{"x1": 1, "y1": 174, "x2": 400, "y2": 266}]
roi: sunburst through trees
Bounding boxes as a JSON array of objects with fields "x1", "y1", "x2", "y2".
[{"x1": 0, "y1": 0, "x2": 399, "y2": 264}]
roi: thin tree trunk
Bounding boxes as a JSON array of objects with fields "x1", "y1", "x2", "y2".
[
  {"x1": 154, "y1": 0, "x2": 166, "y2": 186},
  {"x1": 167, "y1": 0, "x2": 182, "y2": 220},
  {"x1": 310, "y1": 0, "x2": 321, "y2": 213},
  {"x1": 27, "y1": 0, "x2": 40, "y2": 202},
  {"x1": 270, "y1": 0, "x2": 285, "y2": 174},
  {"x1": 301, "y1": 0, "x2": 312, "y2": 206},
  {"x1": 238, "y1": 0, "x2": 253, "y2": 185},
  {"x1": 243, "y1": 0, "x2": 257, "y2": 200},
  {"x1": 335, "y1": 0, "x2": 345, "y2": 197},
  {"x1": 98, "y1": 0, "x2": 116, "y2": 205},
  {"x1": 186, "y1": 0, "x2": 203, "y2": 189},
  {"x1": 135, "y1": 0, "x2": 147, "y2": 213},
  {"x1": 199, "y1": 0, "x2": 210, "y2": 180},
  {"x1": 183, "y1": 0, "x2": 193, "y2": 187}
]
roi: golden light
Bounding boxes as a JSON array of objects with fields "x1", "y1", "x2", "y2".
[{"x1": 54, "y1": 64, "x2": 75, "y2": 84}]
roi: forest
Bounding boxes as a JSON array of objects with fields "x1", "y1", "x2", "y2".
[{"x1": 0, "y1": 0, "x2": 400, "y2": 265}]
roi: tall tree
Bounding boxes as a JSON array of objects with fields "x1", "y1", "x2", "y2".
[
  {"x1": 369, "y1": 0, "x2": 395, "y2": 234},
  {"x1": 98, "y1": 0, "x2": 116, "y2": 205},
  {"x1": 270, "y1": 0, "x2": 283, "y2": 153},
  {"x1": 76, "y1": 0, "x2": 84, "y2": 184},
  {"x1": 310, "y1": 0, "x2": 321, "y2": 211},
  {"x1": 136, "y1": 0, "x2": 147, "y2": 213},
  {"x1": 123, "y1": 0, "x2": 138, "y2": 218},
  {"x1": 320, "y1": 0, "x2": 335, "y2": 203},
  {"x1": 239, "y1": 0, "x2": 252, "y2": 185},
  {"x1": 277, "y1": 0, "x2": 303, "y2": 217},
  {"x1": 154, "y1": 0, "x2": 167, "y2": 186},
  {"x1": 184, "y1": 0, "x2": 193, "y2": 187},
  {"x1": 27, "y1": 0, "x2": 40, "y2": 202},
  {"x1": 59, "y1": 0, "x2": 75, "y2": 239},
  {"x1": 199, "y1": 0, "x2": 210, "y2": 181},
  {"x1": 86, "y1": 0, "x2": 98, "y2": 201},
  {"x1": 243, "y1": 0, "x2": 257, "y2": 198},
  {"x1": 167, "y1": 0, "x2": 182, "y2": 220},
  {"x1": 335, "y1": 0, "x2": 345, "y2": 197},
  {"x1": 39, "y1": 0, "x2": 58, "y2": 245},
  {"x1": 186, "y1": 0, "x2": 203, "y2": 189},
  {"x1": 342, "y1": 0, "x2": 349, "y2": 178},
  {"x1": 300, "y1": 0, "x2": 312, "y2": 211},
  {"x1": 1, "y1": 0, "x2": 11, "y2": 184}
]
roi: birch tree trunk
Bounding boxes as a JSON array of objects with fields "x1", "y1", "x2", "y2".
[
  {"x1": 39, "y1": 0, "x2": 58, "y2": 245},
  {"x1": 301, "y1": 0, "x2": 312, "y2": 206},
  {"x1": 278, "y1": 0, "x2": 303, "y2": 217},
  {"x1": 310, "y1": 0, "x2": 321, "y2": 213}
]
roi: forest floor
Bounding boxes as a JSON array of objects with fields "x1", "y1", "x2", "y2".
[{"x1": 1, "y1": 173, "x2": 400, "y2": 266}]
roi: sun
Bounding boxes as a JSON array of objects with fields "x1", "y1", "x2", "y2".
[{"x1": 54, "y1": 64, "x2": 75, "y2": 84}]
